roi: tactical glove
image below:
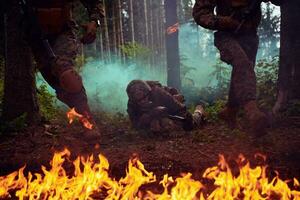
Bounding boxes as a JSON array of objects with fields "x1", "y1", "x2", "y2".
[{"x1": 81, "y1": 21, "x2": 97, "y2": 44}]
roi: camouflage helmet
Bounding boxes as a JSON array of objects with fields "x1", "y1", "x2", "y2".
[{"x1": 126, "y1": 80, "x2": 152, "y2": 102}]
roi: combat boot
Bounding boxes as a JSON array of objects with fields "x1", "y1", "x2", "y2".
[
  {"x1": 71, "y1": 103, "x2": 101, "y2": 140},
  {"x1": 218, "y1": 106, "x2": 238, "y2": 129},
  {"x1": 192, "y1": 105, "x2": 206, "y2": 128},
  {"x1": 243, "y1": 101, "x2": 268, "y2": 136},
  {"x1": 78, "y1": 111, "x2": 101, "y2": 140}
]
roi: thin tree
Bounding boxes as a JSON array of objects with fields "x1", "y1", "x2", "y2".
[{"x1": 129, "y1": 0, "x2": 135, "y2": 43}]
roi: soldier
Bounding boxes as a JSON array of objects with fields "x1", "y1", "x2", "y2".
[
  {"x1": 22, "y1": 0, "x2": 105, "y2": 138},
  {"x1": 126, "y1": 80, "x2": 206, "y2": 133},
  {"x1": 193, "y1": 0, "x2": 281, "y2": 135}
]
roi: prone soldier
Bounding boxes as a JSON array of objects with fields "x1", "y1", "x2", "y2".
[
  {"x1": 193, "y1": 0, "x2": 281, "y2": 135},
  {"x1": 126, "y1": 80, "x2": 206, "y2": 133}
]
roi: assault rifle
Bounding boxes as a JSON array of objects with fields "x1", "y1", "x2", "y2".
[
  {"x1": 19, "y1": 0, "x2": 56, "y2": 60},
  {"x1": 235, "y1": 0, "x2": 263, "y2": 34}
]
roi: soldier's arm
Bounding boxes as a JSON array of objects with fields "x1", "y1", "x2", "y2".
[
  {"x1": 151, "y1": 86, "x2": 186, "y2": 115},
  {"x1": 193, "y1": 0, "x2": 246, "y2": 31},
  {"x1": 192, "y1": 0, "x2": 218, "y2": 30},
  {"x1": 80, "y1": 0, "x2": 105, "y2": 22}
]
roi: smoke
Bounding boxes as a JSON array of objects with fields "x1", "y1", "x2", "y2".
[
  {"x1": 37, "y1": 19, "x2": 280, "y2": 114},
  {"x1": 179, "y1": 23, "x2": 219, "y2": 88},
  {"x1": 81, "y1": 60, "x2": 165, "y2": 113}
]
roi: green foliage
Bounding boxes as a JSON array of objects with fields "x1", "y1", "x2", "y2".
[
  {"x1": 204, "y1": 100, "x2": 226, "y2": 123},
  {"x1": 120, "y1": 42, "x2": 152, "y2": 61},
  {"x1": 180, "y1": 54, "x2": 197, "y2": 87},
  {"x1": 182, "y1": 59, "x2": 230, "y2": 106},
  {"x1": 256, "y1": 56, "x2": 279, "y2": 109},
  {"x1": 208, "y1": 61, "x2": 230, "y2": 88},
  {"x1": 37, "y1": 83, "x2": 58, "y2": 121}
]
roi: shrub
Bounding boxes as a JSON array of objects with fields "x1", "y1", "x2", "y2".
[{"x1": 37, "y1": 83, "x2": 58, "y2": 121}]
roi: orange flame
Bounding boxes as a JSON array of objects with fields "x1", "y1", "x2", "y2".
[
  {"x1": 67, "y1": 108, "x2": 93, "y2": 130},
  {"x1": 0, "y1": 150, "x2": 299, "y2": 199}
]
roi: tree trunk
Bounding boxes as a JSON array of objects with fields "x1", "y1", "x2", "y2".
[
  {"x1": 129, "y1": 0, "x2": 135, "y2": 43},
  {"x1": 143, "y1": 0, "x2": 149, "y2": 46},
  {"x1": 165, "y1": 0, "x2": 181, "y2": 90},
  {"x1": 111, "y1": 2, "x2": 118, "y2": 56},
  {"x1": 133, "y1": 1, "x2": 144, "y2": 45},
  {"x1": 2, "y1": 1, "x2": 40, "y2": 124},
  {"x1": 117, "y1": 0, "x2": 125, "y2": 61},
  {"x1": 102, "y1": 0, "x2": 111, "y2": 62},
  {"x1": 273, "y1": 0, "x2": 300, "y2": 114}
]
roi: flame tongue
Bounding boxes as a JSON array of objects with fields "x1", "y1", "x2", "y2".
[
  {"x1": 67, "y1": 108, "x2": 93, "y2": 130},
  {"x1": 0, "y1": 150, "x2": 299, "y2": 199}
]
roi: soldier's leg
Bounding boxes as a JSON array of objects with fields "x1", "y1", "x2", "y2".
[
  {"x1": 214, "y1": 31, "x2": 256, "y2": 106},
  {"x1": 29, "y1": 36, "x2": 60, "y2": 91},
  {"x1": 214, "y1": 32, "x2": 267, "y2": 135},
  {"x1": 238, "y1": 34, "x2": 259, "y2": 65},
  {"x1": 50, "y1": 29, "x2": 93, "y2": 117}
]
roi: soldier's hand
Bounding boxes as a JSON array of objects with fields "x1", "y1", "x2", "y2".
[{"x1": 81, "y1": 21, "x2": 97, "y2": 44}]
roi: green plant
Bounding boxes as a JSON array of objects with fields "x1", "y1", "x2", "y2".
[
  {"x1": 120, "y1": 42, "x2": 152, "y2": 61},
  {"x1": 205, "y1": 100, "x2": 226, "y2": 123},
  {"x1": 256, "y1": 56, "x2": 279, "y2": 109},
  {"x1": 37, "y1": 83, "x2": 58, "y2": 121},
  {"x1": 208, "y1": 60, "x2": 230, "y2": 88}
]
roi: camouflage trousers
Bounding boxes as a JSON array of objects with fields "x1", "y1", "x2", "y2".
[
  {"x1": 29, "y1": 22, "x2": 90, "y2": 115},
  {"x1": 214, "y1": 31, "x2": 259, "y2": 107}
]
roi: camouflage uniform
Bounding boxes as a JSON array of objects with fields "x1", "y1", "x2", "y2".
[
  {"x1": 193, "y1": 0, "x2": 280, "y2": 107},
  {"x1": 27, "y1": 0, "x2": 104, "y2": 117},
  {"x1": 126, "y1": 80, "x2": 204, "y2": 133}
]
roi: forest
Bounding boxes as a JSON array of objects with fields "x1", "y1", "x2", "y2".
[{"x1": 0, "y1": 0, "x2": 299, "y2": 199}]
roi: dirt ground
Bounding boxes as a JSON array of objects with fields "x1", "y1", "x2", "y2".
[{"x1": 0, "y1": 112, "x2": 300, "y2": 183}]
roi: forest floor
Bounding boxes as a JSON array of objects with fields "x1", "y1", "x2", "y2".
[{"x1": 0, "y1": 111, "x2": 300, "y2": 184}]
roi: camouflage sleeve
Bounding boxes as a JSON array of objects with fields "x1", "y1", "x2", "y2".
[
  {"x1": 192, "y1": 0, "x2": 218, "y2": 30},
  {"x1": 80, "y1": 0, "x2": 105, "y2": 22},
  {"x1": 151, "y1": 86, "x2": 186, "y2": 115}
]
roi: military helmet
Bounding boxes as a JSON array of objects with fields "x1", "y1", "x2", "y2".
[{"x1": 126, "y1": 80, "x2": 152, "y2": 102}]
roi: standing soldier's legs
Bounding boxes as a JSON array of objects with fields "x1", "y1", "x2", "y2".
[{"x1": 214, "y1": 31, "x2": 267, "y2": 134}]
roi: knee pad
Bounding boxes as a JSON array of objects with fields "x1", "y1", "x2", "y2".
[{"x1": 59, "y1": 69, "x2": 83, "y2": 93}]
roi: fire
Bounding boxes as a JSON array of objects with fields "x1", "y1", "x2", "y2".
[
  {"x1": 0, "y1": 150, "x2": 299, "y2": 199},
  {"x1": 67, "y1": 108, "x2": 93, "y2": 130}
]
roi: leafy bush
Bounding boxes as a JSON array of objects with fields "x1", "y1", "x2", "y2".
[
  {"x1": 37, "y1": 83, "x2": 58, "y2": 121},
  {"x1": 182, "y1": 59, "x2": 229, "y2": 106},
  {"x1": 120, "y1": 42, "x2": 152, "y2": 61},
  {"x1": 256, "y1": 56, "x2": 279, "y2": 109},
  {"x1": 204, "y1": 100, "x2": 226, "y2": 123}
]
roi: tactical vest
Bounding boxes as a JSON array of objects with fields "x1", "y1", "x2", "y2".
[{"x1": 29, "y1": 0, "x2": 74, "y2": 34}]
